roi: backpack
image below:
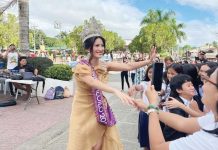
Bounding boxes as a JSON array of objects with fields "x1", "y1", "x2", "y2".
[
  {"x1": 44, "y1": 87, "x2": 55, "y2": 100},
  {"x1": 63, "y1": 86, "x2": 71, "y2": 98},
  {"x1": 54, "y1": 86, "x2": 64, "y2": 99}
]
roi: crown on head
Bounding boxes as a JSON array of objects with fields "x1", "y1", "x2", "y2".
[{"x1": 81, "y1": 17, "x2": 103, "y2": 42}]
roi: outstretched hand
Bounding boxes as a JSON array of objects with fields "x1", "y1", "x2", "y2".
[
  {"x1": 127, "y1": 85, "x2": 137, "y2": 97},
  {"x1": 113, "y1": 89, "x2": 135, "y2": 106},
  {"x1": 149, "y1": 46, "x2": 157, "y2": 61},
  {"x1": 133, "y1": 99, "x2": 148, "y2": 111}
]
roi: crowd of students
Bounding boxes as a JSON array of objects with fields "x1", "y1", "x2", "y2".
[{"x1": 125, "y1": 55, "x2": 218, "y2": 150}]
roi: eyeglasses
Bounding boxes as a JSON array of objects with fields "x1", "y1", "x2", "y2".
[{"x1": 202, "y1": 75, "x2": 218, "y2": 88}]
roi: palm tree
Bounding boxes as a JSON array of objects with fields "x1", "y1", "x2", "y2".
[
  {"x1": 170, "y1": 18, "x2": 186, "y2": 42},
  {"x1": 141, "y1": 9, "x2": 185, "y2": 44},
  {"x1": 18, "y1": 0, "x2": 29, "y2": 53},
  {"x1": 141, "y1": 9, "x2": 175, "y2": 25}
]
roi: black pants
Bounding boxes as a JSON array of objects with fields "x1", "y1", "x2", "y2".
[
  {"x1": 9, "y1": 82, "x2": 15, "y2": 95},
  {"x1": 121, "y1": 71, "x2": 130, "y2": 90},
  {"x1": 131, "y1": 73, "x2": 135, "y2": 85}
]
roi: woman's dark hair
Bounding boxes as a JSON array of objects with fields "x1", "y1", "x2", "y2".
[
  {"x1": 195, "y1": 63, "x2": 204, "y2": 71},
  {"x1": 182, "y1": 64, "x2": 200, "y2": 93},
  {"x1": 143, "y1": 65, "x2": 153, "y2": 81},
  {"x1": 164, "y1": 63, "x2": 183, "y2": 85},
  {"x1": 203, "y1": 68, "x2": 218, "y2": 136},
  {"x1": 169, "y1": 74, "x2": 192, "y2": 98},
  {"x1": 83, "y1": 36, "x2": 106, "y2": 52},
  {"x1": 206, "y1": 66, "x2": 218, "y2": 78},
  {"x1": 205, "y1": 62, "x2": 218, "y2": 69},
  {"x1": 83, "y1": 36, "x2": 105, "y2": 62},
  {"x1": 167, "y1": 63, "x2": 183, "y2": 74}
]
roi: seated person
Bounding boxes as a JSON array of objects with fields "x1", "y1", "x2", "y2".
[{"x1": 12, "y1": 56, "x2": 38, "y2": 100}]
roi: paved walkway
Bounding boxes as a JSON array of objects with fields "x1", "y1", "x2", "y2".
[{"x1": 1, "y1": 74, "x2": 143, "y2": 150}]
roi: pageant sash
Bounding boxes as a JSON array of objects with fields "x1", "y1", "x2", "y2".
[{"x1": 80, "y1": 60, "x2": 116, "y2": 126}]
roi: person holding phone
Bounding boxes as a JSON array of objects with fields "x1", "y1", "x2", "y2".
[
  {"x1": 163, "y1": 63, "x2": 183, "y2": 101},
  {"x1": 133, "y1": 67, "x2": 218, "y2": 150},
  {"x1": 128, "y1": 64, "x2": 165, "y2": 150},
  {"x1": 3, "y1": 44, "x2": 20, "y2": 70}
]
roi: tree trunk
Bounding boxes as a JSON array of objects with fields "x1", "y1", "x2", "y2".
[{"x1": 18, "y1": 0, "x2": 29, "y2": 54}]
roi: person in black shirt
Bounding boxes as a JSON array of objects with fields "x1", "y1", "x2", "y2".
[
  {"x1": 198, "y1": 51, "x2": 208, "y2": 63},
  {"x1": 12, "y1": 57, "x2": 38, "y2": 100}
]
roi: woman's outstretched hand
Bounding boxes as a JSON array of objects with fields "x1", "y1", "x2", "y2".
[
  {"x1": 113, "y1": 89, "x2": 135, "y2": 106},
  {"x1": 127, "y1": 85, "x2": 137, "y2": 97},
  {"x1": 133, "y1": 99, "x2": 148, "y2": 111}
]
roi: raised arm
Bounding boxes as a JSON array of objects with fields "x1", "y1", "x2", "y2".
[
  {"x1": 107, "y1": 59, "x2": 152, "y2": 71},
  {"x1": 79, "y1": 74, "x2": 134, "y2": 105},
  {"x1": 3, "y1": 49, "x2": 10, "y2": 59},
  {"x1": 158, "y1": 111, "x2": 200, "y2": 134},
  {"x1": 107, "y1": 47, "x2": 156, "y2": 71}
]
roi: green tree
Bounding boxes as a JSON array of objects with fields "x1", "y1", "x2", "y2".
[
  {"x1": 55, "y1": 31, "x2": 70, "y2": 47},
  {"x1": 102, "y1": 30, "x2": 125, "y2": 52},
  {"x1": 128, "y1": 35, "x2": 144, "y2": 53},
  {"x1": 129, "y1": 9, "x2": 186, "y2": 54},
  {"x1": 44, "y1": 37, "x2": 60, "y2": 48},
  {"x1": 68, "y1": 25, "x2": 83, "y2": 54},
  {"x1": 0, "y1": 14, "x2": 19, "y2": 49},
  {"x1": 35, "y1": 29, "x2": 46, "y2": 49}
]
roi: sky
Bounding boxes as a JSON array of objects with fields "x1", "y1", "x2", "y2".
[{"x1": 4, "y1": 0, "x2": 218, "y2": 47}]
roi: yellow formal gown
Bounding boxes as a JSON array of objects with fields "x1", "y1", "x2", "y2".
[{"x1": 67, "y1": 63, "x2": 123, "y2": 150}]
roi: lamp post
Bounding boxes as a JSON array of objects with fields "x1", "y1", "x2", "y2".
[
  {"x1": 32, "y1": 25, "x2": 38, "y2": 54},
  {"x1": 54, "y1": 20, "x2": 62, "y2": 50}
]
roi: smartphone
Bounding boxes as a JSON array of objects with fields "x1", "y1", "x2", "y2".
[{"x1": 152, "y1": 63, "x2": 163, "y2": 91}]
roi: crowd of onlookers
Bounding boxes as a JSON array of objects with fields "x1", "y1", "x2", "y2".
[{"x1": 117, "y1": 51, "x2": 218, "y2": 150}]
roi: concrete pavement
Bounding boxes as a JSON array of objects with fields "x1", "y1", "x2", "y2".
[{"x1": 1, "y1": 73, "x2": 143, "y2": 150}]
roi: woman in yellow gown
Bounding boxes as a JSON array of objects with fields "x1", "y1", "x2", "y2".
[{"x1": 67, "y1": 35, "x2": 156, "y2": 150}]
